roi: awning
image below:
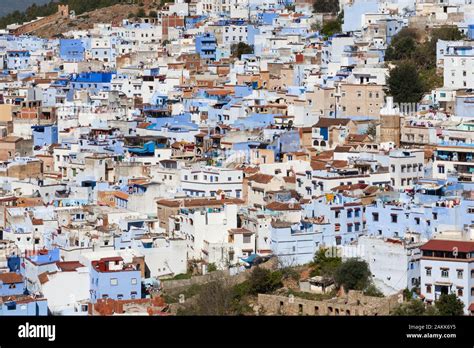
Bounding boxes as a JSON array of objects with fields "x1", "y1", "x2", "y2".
[{"x1": 240, "y1": 253, "x2": 258, "y2": 264}]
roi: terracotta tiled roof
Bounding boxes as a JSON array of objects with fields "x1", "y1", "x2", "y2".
[
  {"x1": 266, "y1": 202, "x2": 301, "y2": 211},
  {"x1": 206, "y1": 89, "x2": 232, "y2": 96},
  {"x1": 247, "y1": 173, "x2": 274, "y2": 184},
  {"x1": 310, "y1": 161, "x2": 327, "y2": 170},
  {"x1": 228, "y1": 228, "x2": 254, "y2": 235},
  {"x1": 0, "y1": 136, "x2": 22, "y2": 143},
  {"x1": 56, "y1": 261, "x2": 84, "y2": 272},
  {"x1": 32, "y1": 218, "x2": 44, "y2": 225},
  {"x1": 0, "y1": 272, "x2": 23, "y2": 284},
  {"x1": 114, "y1": 191, "x2": 129, "y2": 200},
  {"x1": 331, "y1": 160, "x2": 348, "y2": 168},
  {"x1": 137, "y1": 122, "x2": 152, "y2": 129},
  {"x1": 421, "y1": 239, "x2": 474, "y2": 253},
  {"x1": 364, "y1": 186, "x2": 379, "y2": 195},
  {"x1": 171, "y1": 141, "x2": 190, "y2": 149},
  {"x1": 38, "y1": 272, "x2": 49, "y2": 285},
  {"x1": 333, "y1": 146, "x2": 353, "y2": 153},
  {"x1": 243, "y1": 166, "x2": 260, "y2": 174},
  {"x1": 283, "y1": 176, "x2": 296, "y2": 183},
  {"x1": 314, "y1": 118, "x2": 350, "y2": 128},
  {"x1": 312, "y1": 150, "x2": 334, "y2": 161}
]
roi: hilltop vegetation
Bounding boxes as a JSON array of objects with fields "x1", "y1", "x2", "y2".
[
  {"x1": 385, "y1": 26, "x2": 464, "y2": 103},
  {"x1": 0, "y1": 1, "x2": 51, "y2": 18},
  {"x1": 0, "y1": 0, "x2": 129, "y2": 29}
]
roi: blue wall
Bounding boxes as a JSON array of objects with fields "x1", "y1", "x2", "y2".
[
  {"x1": 342, "y1": 0, "x2": 379, "y2": 32},
  {"x1": 90, "y1": 267, "x2": 141, "y2": 303},
  {"x1": 59, "y1": 39, "x2": 85, "y2": 62},
  {"x1": 32, "y1": 125, "x2": 58, "y2": 147},
  {"x1": 196, "y1": 33, "x2": 217, "y2": 61},
  {"x1": 0, "y1": 277, "x2": 25, "y2": 297},
  {"x1": 0, "y1": 299, "x2": 48, "y2": 316}
]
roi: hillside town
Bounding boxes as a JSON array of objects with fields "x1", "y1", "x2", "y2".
[{"x1": 0, "y1": 0, "x2": 474, "y2": 317}]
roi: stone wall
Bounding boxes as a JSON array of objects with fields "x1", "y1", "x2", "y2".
[
  {"x1": 162, "y1": 268, "x2": 248, "y2": 293},
  {"x1": 13, "y1": 5, "x2": 69, "y2": 36},
  {"x1": 257, "y1": 291, "x2": 401, "y2": 316}
]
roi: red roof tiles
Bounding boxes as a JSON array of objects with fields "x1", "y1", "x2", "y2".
[
  {"x1": 0, "y1": 272, "x2": 23, "y2": 284},
  {"x1": 420, "y1": 239, "x2": 474, "y2": 253},
  {"x1": 247, "y1": 173, "x2": 274, "y2": 184}
]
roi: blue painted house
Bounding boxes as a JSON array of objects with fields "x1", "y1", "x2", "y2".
[
  {"x1": 59, "y1": 39, "x2": 86, "y2": 62},
  {"x1": 270, "y1": 220, "x2": 332, "y2": 265},
  {"x1": 342, "y1": 0, "x2": 379, "y2": 32},
  {"x1": 24, "y1": 248, "x2": 61, "y2": 293},
  {"x1": 90, "y1": 256, "x2": 141, "y2": 303},
  {"x1": 0, "y1": 273, "x2": 25, "y2": 296},
  {"x1": 0, "y1": 297, "x2": 48, "y2": 316},
  {"x1": 468, "y1": 24, "x2": 474, "y2": 40},
  {"x1": 195, "y1": 33, "x2": 217, "y2": 61},
  {"x1": 32, "y1": 125, "x2": 58, "y2": 147},
  {"x1": 6, "y1": 50, "x2": 30, "y2": 70},
  {"x1": 71, "y1": 72, "x2": 115, "y2": 92},
  {"x1": 303, "y1": 194, "x2": 364, "y2": 245}
]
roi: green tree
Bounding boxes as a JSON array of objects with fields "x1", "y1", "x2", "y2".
[
  {"x1": 310, "y1": 247, "x2": 342, "y2": 278},
  {"x1": 231, "y1": 42, "x2": 254, "y2": 59},
  {"x1": 136, "y1": 8, "x2": 146, "y2": 17},
  {"x1": 417, "y1": 26, "x2": 464, "y2": 70},
  {"x1": 313, "y1": 0, "x2": 339, "y2": 13},
  {"x1": 387, "y1": 61, "x2": 425, "y2": 103},
  {"x1": 392, "y1": 299, "x2": 428, "y2": 316},
  {"x1": 365, "y1": 123, "x2": 377, "y2": 138},
  {"x1": 385, "y1": 36, "x2": 416, "y2": 61},
  {"x1": 177, "y1": 280, "x2": 237, "y2": 315},
  {"x1": 247, "y1": 267, "x2": 283, "y2": 295},
  {"x1": 385, "y1": 28, "x2": 419, "y2": 61},
  {"x1": 435, "y1": 293, "x2": 464, "y2": 316},
  {"x1": 419, "y1": 67, "x2": 443, "y2": 92},
  {"x1": 402, "y1": 288, "x2": 414, "y2": 301},
  {"x1": 386, "y1": 26, "x2": 463, "y2": 70},
  {"x1": 320, "y1": 19, "x2": 341, "y2": 37},
  {"x1": 334, "y1": 259, "x2": 371, "y2": 291},
  {"x1": 207, "y1": 263, "x2": 217, "y2": 272},
  {"x1": 310, "y1": 22, "x2": 321, "y2": 32},
  {"x1": 364, "y1": 283, "x2": 384, "y2": 297},
  {"x1": 431, "y1": 25, "x2": 464, "y2": 42}
]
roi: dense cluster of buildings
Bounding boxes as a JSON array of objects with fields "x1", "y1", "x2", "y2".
[{"x1": 1, "y1": 0, "x2": 474, "y2": 315}]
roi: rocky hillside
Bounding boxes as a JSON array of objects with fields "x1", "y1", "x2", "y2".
[
  {"x1": 32, "y1": 3, "x2": 142, "y2": 37},
  {"x1": 8, "y1": 1, "x2": 158, "y2": 37},
  {"x1": 0, "y1": 0, "x2": 158, "y2": 30}
]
